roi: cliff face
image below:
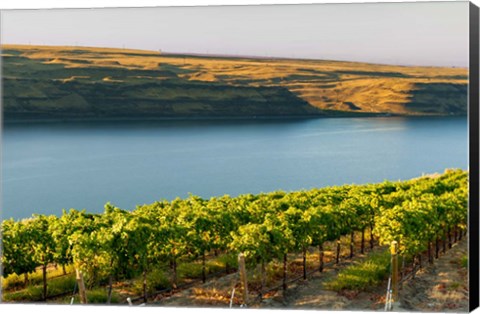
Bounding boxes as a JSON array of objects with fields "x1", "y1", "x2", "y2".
[
  {"x1": 3, "y1": 75, "x2": 320, "y2": 120},
  {"x1": 405, "y1": 83, "x2": 468, "y2": 115},
  {"x1": 1, "y1": 45, "x2": 468, "y2": 120}
]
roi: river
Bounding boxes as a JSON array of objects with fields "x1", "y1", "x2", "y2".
[{"x1": 2, "y1": 116, "x2": 468, "y2": 220}]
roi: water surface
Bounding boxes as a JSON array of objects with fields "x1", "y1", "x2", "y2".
[{"x1": 2, "y1": 117, "x2": 468, "y2": 220}]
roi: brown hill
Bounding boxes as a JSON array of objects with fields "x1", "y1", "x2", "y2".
[{"x1": 1, "y1": 45, "x2": 468, "y2": 120}]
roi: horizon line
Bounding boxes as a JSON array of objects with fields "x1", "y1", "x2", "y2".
[{"x1": 1, "y1": 42, "x2": 469, "y2": 69}]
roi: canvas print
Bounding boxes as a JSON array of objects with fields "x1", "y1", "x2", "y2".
[{"x1": 0, "y1": 1, "x2": 477, "y2": 312}]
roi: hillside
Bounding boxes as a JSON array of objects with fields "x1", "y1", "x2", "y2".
[{"x1": 1, "y1": 45, "x2": 468, "y2": 120}]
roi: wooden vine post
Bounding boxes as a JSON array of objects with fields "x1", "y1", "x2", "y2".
[
  {"x1": 448, "y1": 226, "x2": 452, "y2": 249},
  {"x1": 390, "y1": 241, "x2": 399, "y2": 304},
  {"x1": 76, "y1": 269, "x2": 87, "y2": 304},
  {"x1": 238, "y1": 253, "x2": 249, "y2": 306},
  {"x1": 336, "y1": 240, "x2": 341, "y2": 264},
  {"x1": 428, "y1": 241, "x2": 433, "y2": 264}
]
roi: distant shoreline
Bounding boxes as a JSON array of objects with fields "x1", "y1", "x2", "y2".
[{"x1": 2, "y1": 112, "x2": 467, "y2": 124}]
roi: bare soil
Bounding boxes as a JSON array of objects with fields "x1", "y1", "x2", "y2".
[
  {"x1": 280, "y1": 238, "x2": 469, "y2": 312},
  {"x1": 154, "y1": 238, "x2": 469, "y2": 312},
  {"x1": 398, "y1": 239, "x2": 469, "y2": 312}
]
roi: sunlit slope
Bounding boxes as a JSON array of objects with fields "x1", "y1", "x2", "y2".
[{"x1": 1, "y1": 45, "x2": 468, "y2": 119}]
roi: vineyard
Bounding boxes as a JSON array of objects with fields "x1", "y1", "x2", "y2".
[{"x1": 0, "y1": 168, "x2": 468, "y2": 307}]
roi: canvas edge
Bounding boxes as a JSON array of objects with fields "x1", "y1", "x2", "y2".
[
  {"x1": 469, "y1": 1, "x2": 480, "y2": 312},
  {"x1": 0, "y1": 8, "x2": 4, "y2": 304},
  {"x1": 0, "y1": 2, "x2": 475, "y2": 313}
]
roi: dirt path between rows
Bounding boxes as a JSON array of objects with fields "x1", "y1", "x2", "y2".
[
  {"x1": 155, "y1": 238, "x2": 469, "y2": 312},
  {"x1": 277, "y1": 250, "x2": 387, "y2": 311},
  {"x1": 156, "y1": 247, "x2": 388, "y2": 310},
  {"x1": 398, "y1": 239, "x2": 469, "y2": 312},
  {"x1": 280, "y1": 238, "x2": 468, "y2": 312}
]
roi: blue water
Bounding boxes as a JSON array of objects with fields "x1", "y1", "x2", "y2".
[{"x1": 1, "y1": 117, "x2": 468, "y2": 220}]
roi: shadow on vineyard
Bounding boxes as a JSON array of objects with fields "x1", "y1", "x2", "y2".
[{"x1": 0, "y1": 169, "x2": 468, "y2": 310}]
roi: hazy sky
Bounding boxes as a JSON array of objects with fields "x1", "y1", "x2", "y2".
[{"x1": 0, "y1": 2, "x2": 469, "y2": 66}]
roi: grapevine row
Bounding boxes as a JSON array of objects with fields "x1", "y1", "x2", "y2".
[{"x1": 1, "y1": 169, "x2": 468, "y2": 302}]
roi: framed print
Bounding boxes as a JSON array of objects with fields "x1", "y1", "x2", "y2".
[{"x1": 0, "y1": 1, "x2": 479, "y2": 313}]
